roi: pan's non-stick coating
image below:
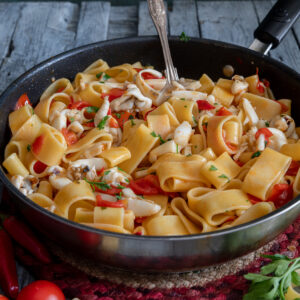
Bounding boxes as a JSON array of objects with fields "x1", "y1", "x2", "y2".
[{"x1": 0, "y1": 37, "x2": 300, "y2": 272}]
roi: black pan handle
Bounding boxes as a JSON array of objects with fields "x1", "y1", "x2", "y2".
[{"x1": 254, "y1": 0, "x2": 300, "y2": 49}]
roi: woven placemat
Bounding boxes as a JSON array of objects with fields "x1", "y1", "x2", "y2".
[{"x1": 48, "y1": 238, "x2": 276, "y2": 290}]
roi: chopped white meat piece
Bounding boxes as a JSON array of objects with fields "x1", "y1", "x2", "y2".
[
  {"x1": 70, "y1": 158, "x2": 107, "y2": 171},
  {"x1": 127, "y1": 197, "x2": 161, "y2": 217},
  {"x1": 231, "y1": 75, "x2": 249, "y2": 95},
  {"x1": 172, "y1": 90, "x2": 207, "y2": 101},
  {"x1": 101, "y1": 167, "x2": 129, "y2": 187},
  {"x1": 94, "y1": 98, "x2": 110, "y2": 127},
  {"x1": 174, "y1": 121, "x2": 193, "y2": 146},
  {"x1": 11, "y1": 175, "x2": 39, "y2": 196},
  {"x1": 149, "y1": 140, "x2": 178, "y2": 163},
  {"x1": 67, "y1": 121, "x2": 84, "y2": 137},
  {"x1": 268, "y1": 128, "x2": 287, "y2": 151},
  {"x1": 242, "y1": 98, "x2": 259, "y2": 125},
  {"x1": 256, "y1": 133, "x2": 266, "y2": 151},
  {"x1": 83, "y1": 141, "x2": 111, "y2": 158},
  {"x1": 49, "y1": 175, "x2": 72, "y2": 190}
]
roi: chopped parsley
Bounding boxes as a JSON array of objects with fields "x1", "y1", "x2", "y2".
[
  {"x1": 138, "y1": 195, "x2": 145, "y2": 199},
  {"x1": 69, "y1": 117, "x2": 75, "y2": 123},
  {"x1": 101, "y1": 207, "x2": 107, "y2": 210},
  {"x1": 251, "y1": 151, "x2": 261, "y2": 158},
  {"x1": 203, "y1": 121, "x2": 208, "y2": 127},
  {"x1": 86, "y1": 106, "x2": 99, "y2": 113},
  {"x1": 103, "y1": 73, "x2": 111, "y2": 80},
  {"x1": 130, "y1": 119, "x2": 136, "y2": 126},
  {"x1": 115, "y1": 113, "x2": 121, "y2": 119},
  {"x1": 151, "y1": 131, "x2": 157, "y2": 137},
  {"x1": 125, "y1": 178, "x2": 130, "y2": 183},
  {"x1": 97, "y1": 115, "x2": 109, "y2": 130},
  {"x1": 150, "y1": 131, "x2": 165, "y2": 144},
  {"x1": 179, "y1": 31, "x2": 191, "y2": 42},
  {"x1": 31, "y1": 107, "x2": 35, "y2": 115},
  {"x1": 84, "y1": 178, "x2": 111, "y2": 191},
  {"x1": 116, "y1": 184, "x2": 125, "y2": 189},
  {"x1": 218, "y1": 174, "x2": 230, "y2": 181},
  {"x1": 26, "y1": 144, "x2": 31, "y2": 152},
  {"x1": 116, "y1": 192, "x2": 122, "y2": 200},
  {"x1": 265, "y1": 121, "x2": 270, "y2": 127},
  {"x1": 176, "y1": 144, "x2": 179, "y2": 153},
  {"x1": 209, "y1": 165, "x2": 218, "y2": 171},
  {"x1": 214, "y1": 103, "x2": 218, "y2": 106},
  {"x1": 180, "y1": 98, "x2": 185, "y2": 101},
  {"x1": 117, "y1": 166, "x2": 125, "y2": 172},
  {"x1": 192, "y1": 115, "x2": 197, "y2": 124},
  {"x1": 99, "y1": 81, "x2": 105, "y2": 83},
  {"x1": 96, "y1": 72, "x2": 103, "y2": 78},
  {"x1": 104, "y1": 170, "x2": 111, "y2": 175},
  {"x1": 265, "y1": 140, "x2": 268, "y2": 147},
  {"x1": 186, "y1": 154, "x2": 192, "y2": 157},
  {"x1": 184, "y1": 105, "x2": 187, "y2": 108}
]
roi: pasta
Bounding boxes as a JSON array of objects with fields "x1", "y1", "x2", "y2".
[{"x1": 3, "y1": 59, "x2": 299, "y2": 236}]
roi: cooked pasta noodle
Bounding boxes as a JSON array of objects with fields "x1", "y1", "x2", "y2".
[{"x1": 3, "y1": 59, "x2": 298, "y2": 236}]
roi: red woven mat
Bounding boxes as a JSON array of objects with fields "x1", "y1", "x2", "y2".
[{"x1": 14, "y1": 217, "x2": 300, "y2": 300}]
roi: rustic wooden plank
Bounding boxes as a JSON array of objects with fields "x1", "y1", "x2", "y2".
[
  {"x1": 0, "y1": 2, "x2": 79, "y2": 94},
  {"x1": 138, "y1": 1, "x2": 169, "y2": 36},
  {"x1": 169, "y1": 0, "x2": 200, "y2": 37},
  {"x1": 108, "y1": 6, "x2": 138, "y2": 39},
  {"x1": 75, "y1": 1, "x2": 110, "y2": 47},
  {"x1": 253, "y1": 0, "x2": 300, "y2": 73},
  {"x1": 0, "y1": 3, "x2": 22, "y2": 66},
  {"x1": 197, "y1": 1, "x2": 258, "y2": 47}
]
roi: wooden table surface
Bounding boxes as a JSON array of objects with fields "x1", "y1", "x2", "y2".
[{"x1": 0, "y1": 0, "x2": 300, "y2": 294}]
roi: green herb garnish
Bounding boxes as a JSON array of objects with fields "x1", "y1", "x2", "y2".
[
  {"x1": 244, "y1": 254, "x2": 300, "y2": 300},
  {"x1": 265, "y1": 140, "x2": 268, "y2": 147},
  {"x1": 265, "y1": 121, "x2": 270, "y2": 127},
  {"x1": 27, "y1": 144, "x2": 31, "y2": 152},
  {"x1": 96, "y1": 72, "x2": 103, "y2": 79},
  {"x1": 176, "y1": 144, "x2": 179, "y2": 153},
  {"x1": 116, "y1": 192, "x2": 122, "y2": 200},
  {"x1": 116, "y1": 184, "x2": 125, "y2": 189},
  {"x1": 218, "y1": 174, "x2": 230, "y2": 181},
  {"x1": 84, "y1": 178, "x2": 111, "y2": 191},
  {"x1": 251, "y1": 151, "x2": 261, "y2": 159},
  {"x1": 117, "y1": 166, "x2": 125, "y2": 172},
  {"x1": 69, "y1": 117, "x2": 75, "y2": 123},
  {"x1": 101, "y1": 207, "x2": 107, "y2": 210},
  {"x1": 209, "y1": 165, "x2": 218, "y2": 171},
  {"x1": 130, "y1": 119, "x2": 135, "y2": 126},
  {"x1": 184, "y1": 105, "x2": 187, "y2": 108},
  {"x1": 192, "y1": 115, "x2": 197, "y2": 124},
  {"x1": 180, "y1": 98, "x2": 185, "y2": 101},
  {"x1": 97, "y1": 115, "x2": 109, "y2": 130},
  {"x1": 104, "y1": 170, "x2": 111, "y2": 175},
  {"x1": 86, "y1": 106, "x2": 99, "y2": 113},
  {"x1": 103, "y1": 73, "x2": 111, "y2": 81},
  {"x1": 158, "y1": 134, "x2": 166, "y2": 144},
  {"x1": 186, "y1": 154, "x2": 192, "y2": 157},
  {"x1": 151, "y1": 131, "x2": 157, "y2": 137},
  {"x1": 115, "y1": 113, "x2": 121, "y2": 119},
  {"x1": 125, "y1": 178, "x2": 130, "y2": 183},
  {"x1": 179, "y1": 31, "x2": 191, "y2": 42}
]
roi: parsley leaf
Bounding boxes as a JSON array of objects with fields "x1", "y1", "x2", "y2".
[
  {"x1": 84, "y1": 178, "x2": 111, "y2": 191},
  {"x1": 209, "y1": 165, "x2": 218, "y2": 171},
  {"x1": 125, "y1": 178, "x2": 130, "y2": 183},
  {"x1": 117, "y1": 166, "x2": 125, "y2": 172},
  {"x1": 69, "y1": 117, "x2": 75, "y2": 123},
  {"x1": 151, "y1": 131, "x2": 157, "y2": 137},
  {"x1": 115, "y1": 113, "x2": 121, "y2": 119},
  {"x1": 218, "y1": 174, "x2": 230, "y2": 181},
  {"x1": 176, "y1": 144, "x2": 179, "y2": 154},
  {"x1": 116, "y1": 192, "x2": 122, "y2": 200},
  {"x1": 265, "y1": 121, "x2": 270, "y2": 127},
  {"x1": 130, "y1": 119, "x2": 135, "y2": 126},
  {"x1": 26, "y1": 144, "x2": 31, "y2": 152},
  {"x1": 116, "y1": 184, "x2": 125, "y2": 189},
  {"x1": 97, "y1": 116, "x2": 109, "y2": 130},
  {"x1": 96, "y1": 72, "x2": 103, "y2": 79},
  {"x1": 244, "y1": 255, "x2": 300, "y2": 300},
  {"x1": 104, "y1": 170, "x2": 110, "y2": 175},
  {"x1": 179, "y1": 31, "x2": 191, "y2": 42},
  {"x1": 192, "y1": 115, "x2": 197, "y2": 125},
  {"x1": 103, "y1": 73, "x2": 111, "y2": 81},
  {"x1": 86, "y1": 106, "x2": 99, "y2": 113},
  {"x1": 180, "y1": 98, "x2": 185, "y2": 101},
  {"x1": 251, "y1": 151, "x2": 261, "y2": 159}
]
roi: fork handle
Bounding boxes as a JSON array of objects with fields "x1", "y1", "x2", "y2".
[{"x1": 147, "y1": 0, "x2": 179, "y2": 82}]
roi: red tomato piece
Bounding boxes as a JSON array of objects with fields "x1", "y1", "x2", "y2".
[
  {"x1": 141, "y1": 72, "x2": 161, "y2": 80},
  {"x1": 107, "y1": 108, "x2": 112, "y2": 115},
  {"x1": 17, "y1": 280, "x2": 65, "y2": 300},
  {"x1": 109, "y1": 117, "x2": 119, "y2": 128},
  {"x1": 96, "y1": 167, "x2": 105, "y2": 177},
  {"x1": 96, "y1": 195, "x2": 126, "y2": 208},
  {"x1": 82, "y1": 122, "x2": 95, "y2": 128},
  {"x1": 32, "y1": 135, "x2": 45, "y2": 155},
  {"x1": 134, "y1": 68, "x2": 143, "y2": 73},
  {"x1": 61, "y1": 128, "x2": 78, "y2": 146},
  {"x1": 144, "y1": 106, "x2": 157, "y2": 121},
  {"x1": 112, "y1": 111, "x2": 136, "y2": 129},
  {"x1": 135, "y1": 216, "x2": 147, "y2": 224},
  {"x1": 247, "y1": 194, "x2": 263, "y2": 205},
  {"x1": 279, "y1": 101, "x2": 289, "y2": 113},
  {"x1": 67, "y1": 101, "x2": 90, "y2": 110},
  {"x1": 15, "y1": 94, "x2": 31, "y2": 110},
  {"x1": 33, "y1": 161, "x2": 47, "y2": 174},
  {"x1": 235, "y1": 160, "x2": 244, "y2": 167},
  {"x1": 197, "y1": 100, "x2": 215, "y2": 110},
  {"x1": 255, "y1": 128, "x2": 273, "y2": 140},
  {"x1": 95, "y1": 185, "x2": 125, "y2": 195},
  {"x1": 286, "y1": 160, "x2": 300, "y2": 176},
  {"x1": 129, "y1": 175, "x2": 162, "y2": 195},
  {"x1": 216, "y1": 107, "x2": 232, "y2": 116},
  {"x1": 0, "y1": 296, "x2": 9, "y2": 300},
  {"x1": 262, "y1": 79, "x2": 270, "y2": 88},
  {"x1": 267, "y1": 184, "x2": 294, "y2": 208},
  {"x1": 256, "y1": 81, "x2": 265, "y2": 93},
  {"x1": 102, "y1": 88, "x2": 125, "y2": 102}
]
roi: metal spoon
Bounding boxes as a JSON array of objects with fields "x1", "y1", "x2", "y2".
[{"x1": 147, "y1": 0, "x2": 179, "y2": 105}]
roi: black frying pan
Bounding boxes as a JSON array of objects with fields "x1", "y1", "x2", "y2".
[{"x1": 0, "y1": 0, "x2": 300, "y2": 272}]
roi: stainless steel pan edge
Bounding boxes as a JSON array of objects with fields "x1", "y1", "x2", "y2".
[{"x1": 1, "y1": 36, "x2": 300, "y2": 272}]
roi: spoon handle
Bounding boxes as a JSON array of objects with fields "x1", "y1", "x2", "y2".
[{"x1": 147, "y1": 0, "x2": 179, "y2": 82}]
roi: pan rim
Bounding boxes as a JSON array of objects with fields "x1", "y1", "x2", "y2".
[{"x1": 1, "y1": 35, "x2": 299, "y2": 241}]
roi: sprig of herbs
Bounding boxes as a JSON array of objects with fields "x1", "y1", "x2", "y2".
[
  {"x1": 97, "y1": 115, "x2": 109, "y2": 130},
  {"x1": 251, "y1": 151, "x2": 261, "y2": 159},
  {"x1": 86, "y1": 106, "x2": 99, "y2": 113},
  {"x1": 218, "y1": 174, "x2": 230, "y2": 181},
  {"x1": 84, "y1": 178, "x2": 111, "y2": 191},
  {"x1": 150, "y1": 131, "x2": 166, "y2": 144},
  {"x1": 244, "y1": 254, "x2": 300, "y2": 300},
  {"x1": 209, "y1": 165, "x2": 218, "y2": 171},
  {"x1": 179, "y1": 31, "x2": 191, "y2": 42}
]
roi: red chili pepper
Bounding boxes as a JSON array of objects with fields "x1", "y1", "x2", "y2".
[
  {"x1": 2, "y1": 216, "x2": 51, "y2": 264},
  {"x1": 96, "y1": 195, "x2": 126, "y2": 208},
  {"x1": 0, "y1": 227, "x2": 19, "y2": 299},
  {"x1": 216, "y1": 107, "x2": 232, "y2": 116},
  {"x1": 144, "y1": 106, "x2": 157, "y2": 121},
  {"x1": 15, "y1": 94, "x2": 31, "y2": 110},
  {"x1": 255, "y1": 128, "x2": 273, "y2": 145},
  {"x1": 197, "y1": 100, "x2": 215, "y2": 110},
  {"x1": 286, "y1": 160, "x2": 300, "y2": 176},
  {"x1": 33, "y1": 161, "x2": 47, "y2": 174}
]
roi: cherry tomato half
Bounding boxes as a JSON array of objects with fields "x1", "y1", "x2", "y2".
[
  {"x1": 17, "y1": 280, "x2": 65, "y2": 300},
  {"x1": 0, "y1": 295, "x2": 9, "y2": 300}
]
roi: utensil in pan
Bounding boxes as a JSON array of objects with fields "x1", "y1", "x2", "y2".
[{"x1": 0, "y1": 0, "x2": 300, "y2": 273}]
